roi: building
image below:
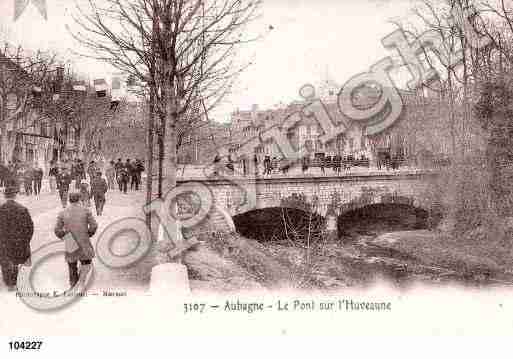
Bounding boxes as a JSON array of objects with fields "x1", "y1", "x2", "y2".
[
  {"x1": 0, "y1": 52, "x2": 62, "y2": 170},
  {"x1": 179, "y1": 81, "x2": 457, "y2": 170}
]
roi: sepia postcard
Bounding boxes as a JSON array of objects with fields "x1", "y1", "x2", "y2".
[{"x1": 0, "y1": 0, "x2": 512, "y2": 354}]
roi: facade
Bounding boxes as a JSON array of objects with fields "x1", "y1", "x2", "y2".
[
  {"x1": 1, "y1": 53, "x2": 54, "y2": 170},
  {"x1": 179, "y1": 83, "x2": 456, "y2": 169}
]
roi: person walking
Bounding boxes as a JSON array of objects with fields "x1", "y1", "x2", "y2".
[
  {"x1": 253, "y1": 154, "x2": 259, "y2": 176},
  {"x1": 57, "y1": 169, "x2": 72, "y2": 208},
  {"x1": 0, "y1": 185, "x2": 34, "y2": 291},
  {"x1": 126, "y1": 159, "x2": 135, "y2": 191},
  {"x1": 54, "y1": 192, "x2": 98, "y2": 288},
  {"x1": 77, "y1": 159, "x2": 86, "y2": 182},
  {"x1": 22, "y1": 165, "x2": 33, "y2": 196},
  {"x1": 334, "y1": 154, "x2": 342, "y2": 174},
  {"x1": 114, "y1": 158, "x2": 123, "y2": 191},
  {"x1": 302, "y1": 155, "x2": 309, "y2": 173},
  {"x1": 87, "y1": 161, "x2": 97, "y2": 183},
  {"x1": 263, "y1": 156, "x2": 271, "y2": 176},
  {"x1": 320, "y1": 154, "x2": 326, "y2": 175},
  {"x1": 226, "y1": 155, "x2": 234, "y2": 173},
  {"x1": 79, "y1": 181, "x2": 91, "y2": 208},
  {"x1": 90, "y1": 171, "x2": 108, "y2": 216},
  {"x1": 71, "y1": 160, "x2": 78, "y2": 189},
  {"x1": 118, "y1": 164, "x2": 129, "y2": 194},
  {"x1": 48, "y1": 161, "x2": 58, "y2": 194},
  {"x1": 33, "y1": 163, "x2": 43, "y2": 196},
  {"x1": 133, "y1": 159, "x2": 144, "y2": 191},
  {"x1": 105, "y1": 160, "x2": 116, "y2": 190},
  {"x1": 241, "y1": 158, "x2": 248, "y2": 176}
]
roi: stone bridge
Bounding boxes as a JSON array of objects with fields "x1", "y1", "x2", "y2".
[{"x1": 177, "y1": 169, "x2": 443, "y2": 240}]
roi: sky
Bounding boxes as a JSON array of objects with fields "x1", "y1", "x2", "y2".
[{"x1": 0, "y1": 0, "x2": 416, "y2": 122}]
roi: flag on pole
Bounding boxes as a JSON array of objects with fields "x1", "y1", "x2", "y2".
[{"x1": 94, "y1": 79, "x2": 108, "y2": 97}]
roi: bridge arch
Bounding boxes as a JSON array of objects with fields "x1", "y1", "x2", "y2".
[
  {"x1": 233, "y1": 206, "x2": 325, "y2": 244},
  {"x1": 337, "y1": 202, "x2": 430, "y2": 239}
]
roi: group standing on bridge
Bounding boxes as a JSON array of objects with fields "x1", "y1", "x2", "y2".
[{"x1": 213, "y1": 150, "x2": 407, "y2": 177}]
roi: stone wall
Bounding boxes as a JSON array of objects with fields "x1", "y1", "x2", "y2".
[{"x1": 178, "y1": 170, "x2": 441, "y2": 219}]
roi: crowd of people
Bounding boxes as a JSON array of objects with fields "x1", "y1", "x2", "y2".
[
  {"x1": 0, "y1": 162, "x2": 45, "y2": 196},
  {"x1": 0, "y1": 184, "x2": 98, "y2": 291},
  {"x1": 215, "y1": 151, "x2": 406, "y2": 177},
  {"x1": 0, "y1": 157, "x2": 145, "y2": 214},
  {"x1": 47, "y1": 158, "x2": 145, "y2": 212},
  {"x1": 0, "y1": 157, "x2": 146, "y2": 292}
]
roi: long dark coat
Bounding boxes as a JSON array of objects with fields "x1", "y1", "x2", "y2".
[
  {"x1": 54, "y1": 204, "x2": 98, "y2": 263},
  {"x1": 0, "y1": 200, "x2": 34, "y2": 264},
  {"x1": 90, "y1": 177, "x2": 108, "y2": 198},
  {"x1": 57, "y1": 173, "x2": 72, "y2": 192}
]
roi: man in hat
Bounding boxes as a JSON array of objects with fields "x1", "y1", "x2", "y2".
[
  {"x1": 105, "y1": 160, "x2": 116, "y2": 191},
  {"x1": 57, "y1": 168, "x2": 73, "y2": 208},
  {"x1": 133, "y1": 159, "x2": 145, "y2": 191},
  {"x1": 33, "y1": 163, "x2": 44, "y2": 197},
  {"x1": 0, "y1": 186, "x2": 34, "y2": 291},
  {"x1": 54, "y1": 192, "x2": 98, "y2": 288},
  {"x1": 90, "y1": 171, "x2": 108, "y2": 216},
  {"x1": 125, "y1": 159, "x2": 135, "y2": 191},
  {"x1": 48, "y1": 160, "x2": 59, "y2": 194},
  {"x1": 118, "y1": 163, "x2": 129, "y2": 194},
  {"x1": 87, "y1": 161, "x2": 98, "y2": 183},
  {"x1": 114, "y1": 158, "x2": 123, "y2": 190},
  {"x1": 23, "y1": 164, "x2": 34, "y2": 196}
]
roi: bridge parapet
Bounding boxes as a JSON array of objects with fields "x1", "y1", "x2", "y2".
[{"x1": 177, "y1": 169, "x2": 442, "y2": 219}]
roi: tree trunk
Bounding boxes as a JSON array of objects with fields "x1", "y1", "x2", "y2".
[
  {"x1": 156, "y1": 85, "x2": 181, "y2": 262},
  {"x1": 146, "y1": 91, "x2": 155, "y2": 229},
  {"x1": 164, "y1": 87, "x2": 178, "y2": 187},
  {"x1": 157, "y1": 115, "x2": 164, "y2": 198}
]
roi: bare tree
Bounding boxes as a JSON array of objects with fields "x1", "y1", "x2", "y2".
[
  {"x1": 40, "y1": 75, "x2": 122, "y2": 165},
  {"x1": 71, "y1": 0, "x2": 261, "y2": 186},
  {"x1": 69, "y1": 0, "x2": 262, "y2": 265},
  {"x1": 0, "y1": 44, "x2": 57, "y2": 163}
]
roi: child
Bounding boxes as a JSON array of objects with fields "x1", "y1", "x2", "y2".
[{"x1": 79, "y1": 181, "x2": 91, "y2": 208}]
